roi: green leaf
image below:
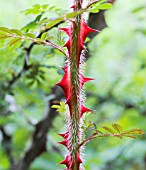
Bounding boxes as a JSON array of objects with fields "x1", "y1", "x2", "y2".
[
  {"x1": 0, "y1": 34, "x2": 11, "y2": 39},
  {"x1": 97, "y1": 130, "x2": 104, "y2": 135},
  {"x1": 89, "y1": 1, "x2": 112, "y2": 13},
  {"x1": 41, "y1": 32, "x2": 48, "y2": 40},
  {"x1": 60, "y1": 102, "x2": 66, "y2": 107},
  {"x1": 42, "y1": 4, "x2": 49, "y2": 9},
  {"x1": 0, "y1": 27, "x2": 13, "y2": 34},
  {"x1": 102, "y1": 126, "x2": 115, "y2": 133},
  {"x1": 44, "y1": 18, "x2": 63, "y2": 29},
  {"x1": 132, "y1": 6, "x2": 145, "y2": 13},
  {"x1": 22, "y1": 4, "x2": 41, "y2": 15},
  {"x1": 98, "y1": 3, "x2": 112, "y2": 10},
  {"x1": 123, "y1": 128, "x2": 144, "y2": 135},
  {"x1": 41, "y1": 10, "x2": 84, "y2": 29},
  {"x1": 10, "y1": 29, "x2": 23, "y2": 36},
  {"x1": 116, "y1": 135, "x2": 123, "y2": 139},
  {"x1": 65, "y1": 10, "x2": 83, "y2": 18},
  {"x1": 34, "y1": 38, "x2": 42, "y2": 44},
  {"x1": 51, "y1": 105, "x2": 60, "y2": 109},
  {"x1": 122, "y1": 134, "x2": 136, "y2": 139},
  {"x1": 9, "y1": 38, "x2": 21, "y2": 46},
  {"x1": 22, "y1": 21, "x2": 38, "y2": 32},
  {"x1": 51, "y1": 102, "x2": 66, "y2": 113},
  {"x1": 25, "y1": 33, "x2": 36, "y2": 38},
  {"x1": 89, "y1": 9, "x2": 99, "y2": 13},
  {"x1": 112, "y1": 123, "x2": 123, "y2": 133}
]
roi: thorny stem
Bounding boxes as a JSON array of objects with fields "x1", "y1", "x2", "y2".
[
  {"x1": 57, "y1": 0, "x2": 98, "y2": 169},
  {"x1": 69, "y1": 0, "x2": 82, "y2": 169}
]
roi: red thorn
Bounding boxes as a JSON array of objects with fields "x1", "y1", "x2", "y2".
[
  {"x1": 76, "y1": 151, "x2": 82, "y2": 164},
  {"x1": 58, "y1": 131, "x2": 69, "y2": 139},
  {"x1": 80, "y1": 105, "x2": 92, "y2": 117},
  {"x1": 77, "y1": 19, "x2": 99, "y2": 64},
  {"x1": 71, "y1": 3, "x2": 76, "y2": 9},
  {"x1": 69, "y1": 157, "x2": 74, "y2": 169},
  {"x1": 80, "y1": 75, "x2": 95, "y2": 89},
  {"x1": 83, "y1": 77, "x2": 95, "y2": 82},
  {"x1": 62, "y1": 65, "x2": 68, "y2": 72},
  {"x1": 59, "y1": 154, "x2": 74, "y2": 169},
  {"x1": 81, "y1": 20, "x2": 97, "y2": 42},
  {"x1": 59, "y1": 155, "x2": 70, "y2": 168},
  {"x1": 56, "y1": 65, "x2": 70, "y2": 99},
  {"x1": 58, "y1": 140, "x2": 68, "y2": 147},
  {"x1": 59, "y1": 27, "x2": 70, "y2": 36},
  {"x1": 64, "y1": 39, "x2": 71, "y2": 53}
]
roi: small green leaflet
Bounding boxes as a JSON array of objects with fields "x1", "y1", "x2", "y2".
[
  {"x1": 0, "y1": 26, "x2": 38, "y2": 46},
  {"x1": 40, "y1": 10, "x2": 84, "y2": 29},
  {"x1": 41, "y1": 32, "x2": 48, "y2": 40},
  {"x1": 10, "y1": 29, "x2": 23, "y2": 36},
  {"x1": 21, "y1": 4, "x2": 61, "y2": 16},
  {"x1": 100, "y1": 124, "x2": 144, "y2": 140},
  {"x1": 98, "y1": 3, "x2": 112, "y2": 10},
  {"x1": 102, "y1": 126, "x2": 115, "y2": 133},
  {"x1": 52, "y1": 102, "x2": 66, "y2": 113},
  {"x1": 123, "y1": 128, "x2": 144, "y2": 135},
  {"x1": 0, "y1": 34, "x2": 11, "y2": 39},
  {"x1": 112, "y1": 123, "x2": 123, "y2": 133},
  {"x1": 0, "y1": 27, "x2": 13, "y2": 34},
  {"x1": 88, "y1": 0, "x2": 112, "y2": 13},
  {"x1": 25, "y1": 33, "x2": 36, "y2": 39},
  {"x1": 9, "y1": 38, "x2": 21, "y2": 46}
]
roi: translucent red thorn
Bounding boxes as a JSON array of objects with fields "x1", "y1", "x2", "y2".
[
  {"x1": 58, "y1": 131, "x2": 69, "y2": 139},
  {"x1": 80, "y1": 75, "x2": 94, "y2": 89},
  {"x1": 71, "y1": 3, "x2": 76, "y2": 9},
  {"x1": 56, "y1": 65, "x2": 70, "y2": 99},
  {"x1": 83, "y1": 77, "x2": 95, "y2": 82},
  {"x1": 59, "y1": 27, "x2": 70, "y2": 36},
  {"x1": 80, "y1": 104, "x2": 92, "y2": 117},
  {"x1": 76, "y1": 151, "x2": 82, "y2": 164},
  {"x1": 59, "y1": 155, "x2": 70, "y2": 168},
  {"x1": 64, "y1": 40, "x2": 71, "y2": 53},
  {"x1": 80, "y1": 19, "x2": 98, "y2": 44},
  {"x1": 58, "y1": 140, "x2": 68, "y2": 147},
  {"x1": 59, "y1": 154, "x2": 74, "y2": 169}
]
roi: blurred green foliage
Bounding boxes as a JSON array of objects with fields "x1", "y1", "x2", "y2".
[{"x1": 0, "y1": 0, "x2": 146, "y2": 170}]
